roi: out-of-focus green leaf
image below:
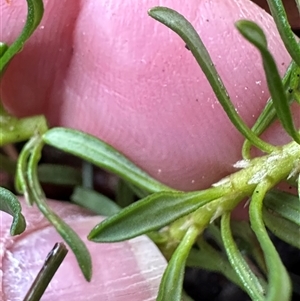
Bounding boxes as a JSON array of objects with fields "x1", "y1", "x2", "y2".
[
  {"x1": 88, "y1": 186, "x2": 227, "y2": 242},
  {"x1": 148, "y1": 6, "x2": 275, "y2": 154},
  {"x1": 236, "y1": 20, "x2": 300, "y2": 145},
  {"x1": 43, "y1": 128, "x2": 172, "y2": 193},
  {"x1": 0, "y1": 0, "x2": 44, "y2": 76},
  {"x1": 0, "y1": 153, "x2": 16, "y2": 175},
  {"x1": 38, "y1": 164, "x2": 82, "y2": 186},
  {"x1": 116, "y1": 179, "x2": 136, "y2": 208},
  {"x1": 0, "y1": 187, "x2": 26, "y2": 235},
  {"x1": 157, "y1": 226, "x2": 198, "y2": 301},
  {"x1": 71, "y1": 186, "x2": 120, "y2": 216}
]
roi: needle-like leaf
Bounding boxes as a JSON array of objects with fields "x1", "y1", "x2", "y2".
[
  {"x1": 148, "y1": 7, "x2": 275, "y2": 154},
  {"x1": 242, "y1": 61, "x2": 298, "y2": 158},
  {"x1": 221, "y1": 213, "x2": 265, "y2": 300},
  {"x1": 15, "y1": 136, "x2": 92, "y2": 281},
  {"x1": 157, "y1": 226, "x2": 199, "y2": 301},
  {"x1": 88, "y1": 186, "x2": 227, "y2": 242},
  {"x1": 236, "y1": 20, "x2": 300, "y2": 145},
  {"x1": 27, "y1": 138, "x2": 93, "y2": 281},
  {"x1": 266, "y1": 0, "x2": 300, "y2": 67}
]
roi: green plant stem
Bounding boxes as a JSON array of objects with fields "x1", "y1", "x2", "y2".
[
  {"x1": 1, "y1": 115, "x2": 48, "y2": 146},
  {"x1": 155, "y1": 139, "x2": 300, "y2": 259}
]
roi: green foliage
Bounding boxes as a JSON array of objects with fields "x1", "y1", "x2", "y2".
[
  {"x1": 250, "y1": 181, "x2": 292, "y2": 301},
  {"x1": 221, "y1": 213, "x2": 266, "y2": 301},
  {"x1": 148, "y1": 7, "x2": 276, "y2": 155},
  {"x1": 236, "y1": 20, "x2": 300, "y2": 144},
  {"x1": 263, "y1": 190, "x2": 300, "y2": 248},
  {"x1": 1, "y1": 0, "x2": 300, "y2": 300},
  {"x1": 43, "y1": 127, "x2": 171, "y2": 193},
  {"x1": 0, "y1": 187, "x2": 26, "y2": 235},
  {"x1": 15, "y1": 135, "x2": 92, "y2": 281},
  {"x1": 0, "y1": 0, "x2": 44, "y2": 76},
  {"x1": 156, "y1": 226, "x2": 199, "y2": 301},
  {"x1": 71, "y1": 186, "x2": 121, "y2": 216},
  {"x1": 88, "y1": 187, "x2": 227, "y2": 242}
]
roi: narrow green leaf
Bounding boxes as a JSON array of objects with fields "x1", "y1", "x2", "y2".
[
  {"x1": 236, "y1": 20, "x2": 300, "y2": 144},
  {"x1": 289, "y1": 64, "x2": 300, "y2": 104},
  {"x1": 242, "y1": 61, "x2": 297, "y2": 159},
  {"x1": 157, "y1": 226, "x2": 198, "y2": 301},
  {"x1": 230, "y1": 220, "x2": 267, "y2": 274},
  {"x1": 250, "y1": 181, "x2": 292, "y2": 301},
  {"x1": 88, "y1": 186, "x2": 227, "y2": 242},
  {"x1": 148, "y1": 7, "x2": 275, "y2": 154},
  {"x1": 0, "y1": 0, "x2": 44, "y2": 75},
  {"x1": 16, "y1": 136, "x2": 92, "y2": 281},
  {"x1": 0, "y1": 187, "x2": 26, "y2": 235},
  {"x1": 26, "y1": 138, "x2": 92, "y2": 281},
  {"x1": 43, "y1": 128, "x2": 172, "y2": 193},
  {"x1": 71, "y1": 186, "x2": 121, "y2": 216},
  {"x1": 15, "y1": 135, "x2": 40, "y2": 205},
  {"x1": 266, "y1": 0, "x2": 300, "y2": 66},
  {"x1": 221, "y1": 213, "x2": 265, "y2": 301}
]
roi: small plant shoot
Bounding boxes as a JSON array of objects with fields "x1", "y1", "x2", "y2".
[{"x1": 0, "y1": 0, "x2": 299, "y2": 300}]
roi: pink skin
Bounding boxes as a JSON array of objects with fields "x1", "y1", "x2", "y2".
[
  {"x1": 1, "y1": 199, "x2": 167, "y2": 300},
  {"x1": 0, "y1": 0, "x2": 298, "y2": 300}
]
